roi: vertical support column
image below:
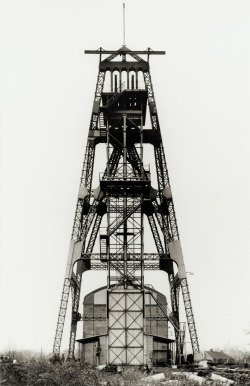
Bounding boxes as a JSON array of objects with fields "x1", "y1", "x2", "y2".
[
  {"x1": 136, "y1": 71, "x2": 138, "y2": 89},
  {"x1": 106, "y1": 119, "x2": 110, "y2": 177},
  {"x1": 140, "y1": 113, "x2": 144, "y2": 289},
  {"x1": 107, "y1": 195, "x2": 111, "y2": 289},
  {"x1": 140, "y1": 115, "x2": 143, "y2": 176},
  {"x1": 141, "y1": 206, "x2": 144, "y2": 289},
  {"x1": 127, "y1": 70, "x2": 129, "y2": 89},
  {"x1": 111, "y1": 71, "x2": 113, "y2": 92},
  {"x1": 114, "y1": 75, "x2": 117, "y2": 92},
  {"x1": 123, "y1": 114, "x2": 127, "y2": 289},
  {"x1": 124, "y1": 191, "x2": 127, "y2": 289},
  {"x1": 106, "y1": 117, "x2": 111, "y2": 290},
  {"x1": 123, "y1": 114, "x2": 127, "y2": 178}
]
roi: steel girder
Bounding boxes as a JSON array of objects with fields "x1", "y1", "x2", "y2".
[
  {"x1": 53, "y1": 278, "x2": 71, "y2": 355},
  {"x1": 90, "y1": 262, "x2": 161, "y2": 270},
  {"x1": 147, "y1": 214, "x2": 165, "y2": 256},
  {"x1": 71, "y1": 142, "x2": 95, "y2": 241},
  {"x1": 81, "y1": 253, "x2": 168, "y2": 260}
]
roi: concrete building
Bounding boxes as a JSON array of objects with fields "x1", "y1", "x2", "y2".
[{"x1": 76, "y1": 285, "x2": 175, "y2": 366}]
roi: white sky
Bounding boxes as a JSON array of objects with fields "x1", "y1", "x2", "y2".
[{"x1": 1, "y1": 0, "x2": 250, "y2": 355}]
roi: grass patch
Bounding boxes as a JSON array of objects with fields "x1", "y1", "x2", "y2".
[{"x1": 1, "y1": 359, "x2": 250, "y2": 385}]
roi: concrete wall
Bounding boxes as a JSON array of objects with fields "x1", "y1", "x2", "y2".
[{"x1": 80, "y1": 286, "x2": 170, "y2": 365}]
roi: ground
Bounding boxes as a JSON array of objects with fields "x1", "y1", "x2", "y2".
[{"x1": 1, "y1": 359, "x2": 250, "y2": 385}]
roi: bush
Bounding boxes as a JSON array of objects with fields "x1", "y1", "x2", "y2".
[
  {"x1": 0, "y1": 359, "x2": 98, "y2": 385},
  {"x1": 0, "y1": 361, "x2": 28, "y2": 384},
  {"x1": 2, "y1": 358, "x2": 250, "y2": 386}
]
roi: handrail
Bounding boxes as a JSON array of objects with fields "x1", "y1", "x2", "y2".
[{"x1": 105, "y1": 82, "x2": 126, "y2": 107}]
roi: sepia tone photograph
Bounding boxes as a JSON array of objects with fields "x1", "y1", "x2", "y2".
[{"x1": 1, "y1": 0, "x2": 250, "y2": 384}]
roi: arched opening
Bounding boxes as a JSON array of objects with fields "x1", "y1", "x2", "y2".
[
  {"x1": 112, "y1": 70, "x2": 119, "y2": 92},
  {"x1": 121, "y1": 70, "x2": 127, "y2": 91},
  {"x1": 103, "y1": 70, "x2": 111, "y2": 92},
  {"x1": 138, "y1": 70, "x2": 144, "y2": 89},
  {"x1": 129, "y1": 70, "x2": 136, "y2": 89}
]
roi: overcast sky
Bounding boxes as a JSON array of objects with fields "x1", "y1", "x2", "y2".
[{"x1": 1, "y1": 0, "x2": 250, "y2": 355}]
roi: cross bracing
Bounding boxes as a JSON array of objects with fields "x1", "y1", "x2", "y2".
[{"x1": 53, "y1": 46, "x2": 200, "y2": 364}]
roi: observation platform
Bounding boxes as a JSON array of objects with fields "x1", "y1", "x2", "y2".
[
  {"x1": 100, "y1": 175, "x2": 151, "y2": 196},
  {"x1": 100, "y1": 89, "x2": 148, "y2": 127}
]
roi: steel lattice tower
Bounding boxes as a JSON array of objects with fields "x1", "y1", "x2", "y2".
[{"x1": 53, "y1": 46, "x2": 200, "y2": 365}]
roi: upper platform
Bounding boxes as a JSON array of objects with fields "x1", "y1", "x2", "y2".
[
  {"x1": 100, "y1": 89, "x2": 148, "y2": 126},
  {"x1": 85, "y1": 46, "x2": 165, "y2": 72},
  {"x1": 86, "y1": 46, "x2": 165, "y2": 145}
]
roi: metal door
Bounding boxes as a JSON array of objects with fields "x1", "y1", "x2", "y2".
[{"x1": 108, "y1": 291, "x2": 144, "y2": 365}]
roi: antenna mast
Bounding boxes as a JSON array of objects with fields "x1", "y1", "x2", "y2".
[{"x1": 123, "y1": 3, "x2": 126, "y2": 46}]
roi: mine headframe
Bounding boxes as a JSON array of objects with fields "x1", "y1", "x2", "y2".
[{"x1": 53, "y1": 46, "x2": 200, "y2": 363}]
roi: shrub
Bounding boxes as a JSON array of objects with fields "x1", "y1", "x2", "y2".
[{"x1": 0, "y1": 359, "x2": 98, "y2": 385}]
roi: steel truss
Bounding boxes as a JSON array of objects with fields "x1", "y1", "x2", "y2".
[{"x1": 53, "y1": 46, "x2": 200, "y2": 362}]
